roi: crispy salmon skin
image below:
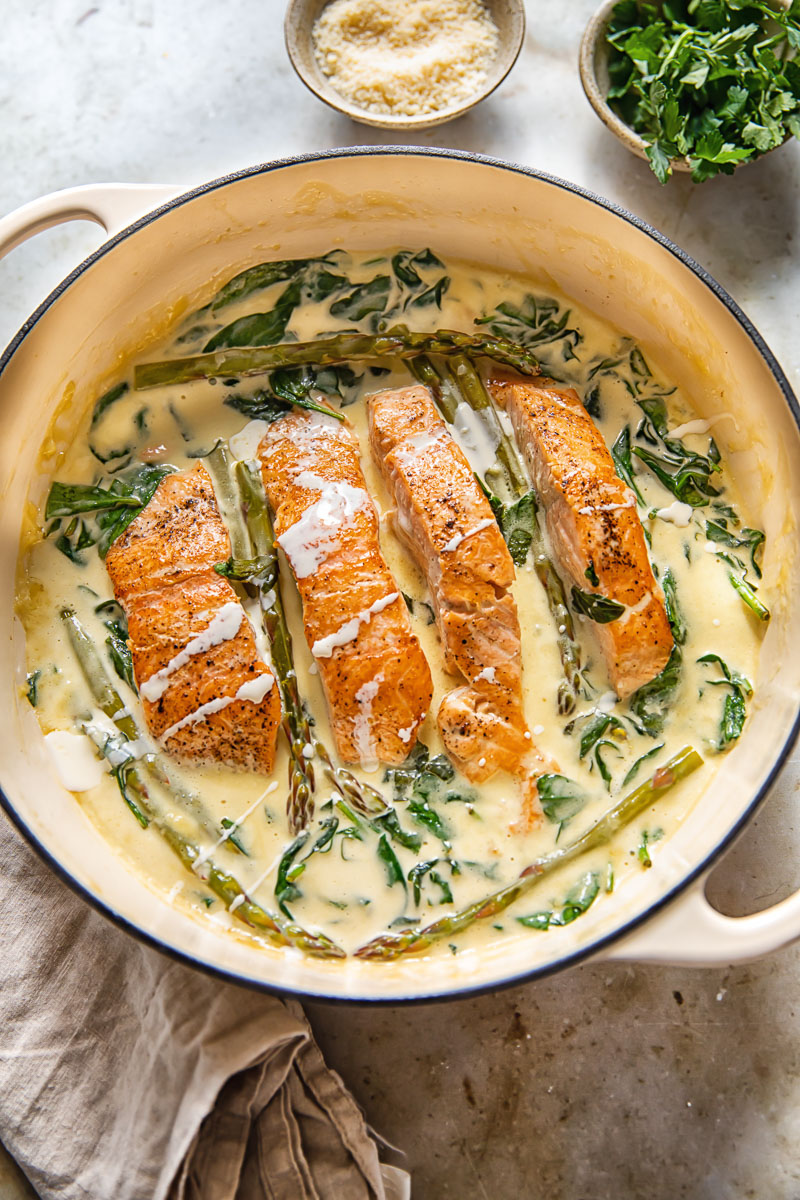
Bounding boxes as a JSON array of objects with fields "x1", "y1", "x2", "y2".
[
  {"x1": 258, "y1": 408, "x2": 432, "y2": 767},
  {"x1": 368, "y1": 384, "x2": 555, "y2": 827},
  {"x1": 105, "y1": 462, "x2": 281, "y2": 771},
  {"x1": 488, "y1": 374, "x2": 673, "y2": 698}
]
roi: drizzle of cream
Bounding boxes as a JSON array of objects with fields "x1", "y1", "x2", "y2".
[
  {"x1": 140, "y1": 602, "x2": 245, "y2": 702},
  {"x1": 397, "y1": 723, "x2": 416, "y2": 744},
  {"x1": 442, "y1": 517, "x2": 495, "y2": 553},
  {"x1": 619, "y1": 591, "x2": 653, "y2": 623},
  {"x1": 311, "y1": 592, "x2": 399, "y2": 658},
  {"x1": 655, "y1": 500, "x2": 694, "y2": 527},
  {"x1": 192, "y1": 781, "x2": 279, "y2": 873},
  {"x1": 393, "y1": 429, "x2": 446, "y2": 465},
  {"x1": 228, "y1": 419, "x2": 270, "y2": 461},
  {"x1": 474, "y1": 666, "x2": 497, "y2": 683},
  {"x1": 45, "y1": 730, "x2": 104, "y2": 792},
  {"x1": 243, "y1": 841, "x2": 299, "y2": 903},
  {"x1": 353, "y1": 673, "x2": 383, "y2": 770},
  {"x1": 577, "y1": 496, "x2": 636, "y2": 515},
  {"x1": 277, "y1": 482, "x2": 369, "y2": 578},
  {"x1": 668, "y1": 412, "x2": 736, "y2": 440},
  {"x1": 159, "y1": 672, "x2": 274, "y2": 743}
]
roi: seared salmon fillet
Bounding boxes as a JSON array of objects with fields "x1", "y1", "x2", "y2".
[
  {"x1": 488, "y1": 374, "x2": 673, "y2": 698},
  {"x1": 258, "y1": 408, "x2": 432, "y2": 767},
  {"x1": 368, "y1": 384, "x2": 555, "y2": 825},
  {"x1": 105, "y1": 462, "x2": 281, "y2": 771}
]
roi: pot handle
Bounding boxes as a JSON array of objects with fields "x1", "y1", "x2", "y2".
[
  {"x1": 0, "y1": 183, "x2": 180, "y2": 258},
  {"x1": 603, "y1": 875, "x2": 800, "y2": 965}
]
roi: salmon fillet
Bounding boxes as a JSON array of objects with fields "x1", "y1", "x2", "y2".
[
  {"x1": 258, "y1": 408, "x2": 432, "y2": 767},
  {"x1": 105, "y1": 462, "x2": 281, "y2": 771},
  {"x1": 488, "y1": 374, "x2": 673, "y2": 698},
  {"x1": 368, "y1": 384, "x2": 555, "y2": 825}
]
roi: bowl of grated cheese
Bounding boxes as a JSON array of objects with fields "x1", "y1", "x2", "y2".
[{"x1": 284, "y1": 0, "x2": 525, "y2": 129}]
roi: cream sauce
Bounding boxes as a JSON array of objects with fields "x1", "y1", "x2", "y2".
[{"x1": 17, "y1": 250, "x2": 767, "y2": 960}]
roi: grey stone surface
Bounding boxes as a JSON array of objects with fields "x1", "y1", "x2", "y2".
[{"x1": 1, "y1": 2, "x2": 799, "y2": 1197}]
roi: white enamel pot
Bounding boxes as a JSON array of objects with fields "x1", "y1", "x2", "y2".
[{"x1": 1, "y1": 149, "x2": 799, "y2": 1004}]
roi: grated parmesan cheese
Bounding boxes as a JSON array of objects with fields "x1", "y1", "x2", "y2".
[{"x1": 312, "y1": 0, "x2": 500, "y2": 118}]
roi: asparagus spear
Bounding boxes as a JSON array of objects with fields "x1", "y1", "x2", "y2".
[
  {"x1": 133, "y1": 326, "x2": 541, "y2": 391},
  {"x1": 407, "y1": 354, "x2": 459, "y2": 421},
  {"x1": 355, "y1": 745, "x2": 702, "y2": 959},
  {"x1": 233, "y1": 461, "x2": 316, "y2": 835},
  {"x1": 728, "y1": 571, "x2": 770, "y2": 623},
  {"x1": 206, "y1": 442, "x2": 250, "y2": 559},
  {"x1": 60, "y1": 608, "x2": 344, "y2": 957}
]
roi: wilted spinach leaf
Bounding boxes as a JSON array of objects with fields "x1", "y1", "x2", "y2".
[
  {"x1": 274, "y1": 832, "x2": 309, "y2": 917},
  {"x1": 25, "y1": 670, "x2": 41, "y2": 707},
  {"x1": 517, "y1": 870, "x2": 601, "y2": 929},
  {"x1": 377, "y1": 834, "x2": 406, "y2": 890},
  {"x1": 96, "y1": 599, "x2": 135, "y2": 690},
  {"x1": 697, "y1": 652, "x2": 752, "y2": 749},
  {"x1": 571, "y1": 587, "x2": 626, "y2": 624},
  {"x1": 330, "y1": 275, "x2": 391, "y2": 322},
  {"x1": 46, "y1": 463, "x2": 175, "y2": 561},
  {"x1": 477, "y1": 293, "x2": 582, "y2": 363},
  {"x1": 628, "y1": 644, "x2": 682, "y2": 736},
  {"x1": 536, "y1": 774, "x2": 587, "y2": 828},
  {"x1": 660, "y1": 566, "x2": 686, "y2": 644},
  {"x1": 391, "y1": 248, "x2": 445, "y2": 288},
  {"x1": 500, "y1": 490, "x2": 537, "y2": 565},
  {"x1": 705, "y1": 520, "x2": 765, "y2": 578},
  {"x1": 209, "y1": 253, "x2": 344, "y2": 311}
]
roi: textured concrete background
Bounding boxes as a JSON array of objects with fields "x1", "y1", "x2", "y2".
[{"x1": 1, "y1": 2, "x2": 799, "y2": 1197}]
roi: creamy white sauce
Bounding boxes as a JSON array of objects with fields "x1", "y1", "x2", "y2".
[
  {"x1": 20, "y1": 249, "x2": 767, "y2": 960},
  {"x1": 668, "y1": 413, "x2": 736, "y2": 439},
  {"x1": 577, "y1": 496, "x2": 637, "y2": 515},
  {"x1": 45, "y1": 730, "x2": 105, "y2": 791},
  {"x1": 451, "y1": 401, "x2": 499, "y2": 477},
  {"x1": 193, "y1": 780, "x2": 279, "y2": 872},
  {"x1": 620, "y1": 591, "x2": 653, "y2": 622},
  {"x1": 228, "y1": 419, "x2": 271, "y2": 461},
  {"x1": 655, "y1": 500, "x2": 694, "y2": 527},
  {"x1": 353, "y1": 674, "x2": 383, "y2": 770}
]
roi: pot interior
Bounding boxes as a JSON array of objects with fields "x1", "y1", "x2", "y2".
[{"x1": 2, "y1": 151, "x2": 799, "y2": 1001}]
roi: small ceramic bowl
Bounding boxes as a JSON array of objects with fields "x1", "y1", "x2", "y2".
[
  {"x1": 284, "y1": 0, "x2": 525, "y2": 131},
  {"x1": 579, "y1": 0, "x2": 692, "y2": 172},
  {"x1": 580, "y1": 0, "x2": 792, "y2": 175}
]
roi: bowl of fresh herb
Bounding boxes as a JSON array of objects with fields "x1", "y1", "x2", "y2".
[{"x1": 580, "y1": 0, "x2": 800, "y2": 183}]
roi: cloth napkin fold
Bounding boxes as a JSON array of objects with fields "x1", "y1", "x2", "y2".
[{"x1": 0, "y1": 812, "x2": 406, "y2": 1200}]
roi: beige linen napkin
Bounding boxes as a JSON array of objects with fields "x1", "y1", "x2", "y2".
[{"x1": 0, "y1": 812, "x2": 408, "y2": 1200}]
